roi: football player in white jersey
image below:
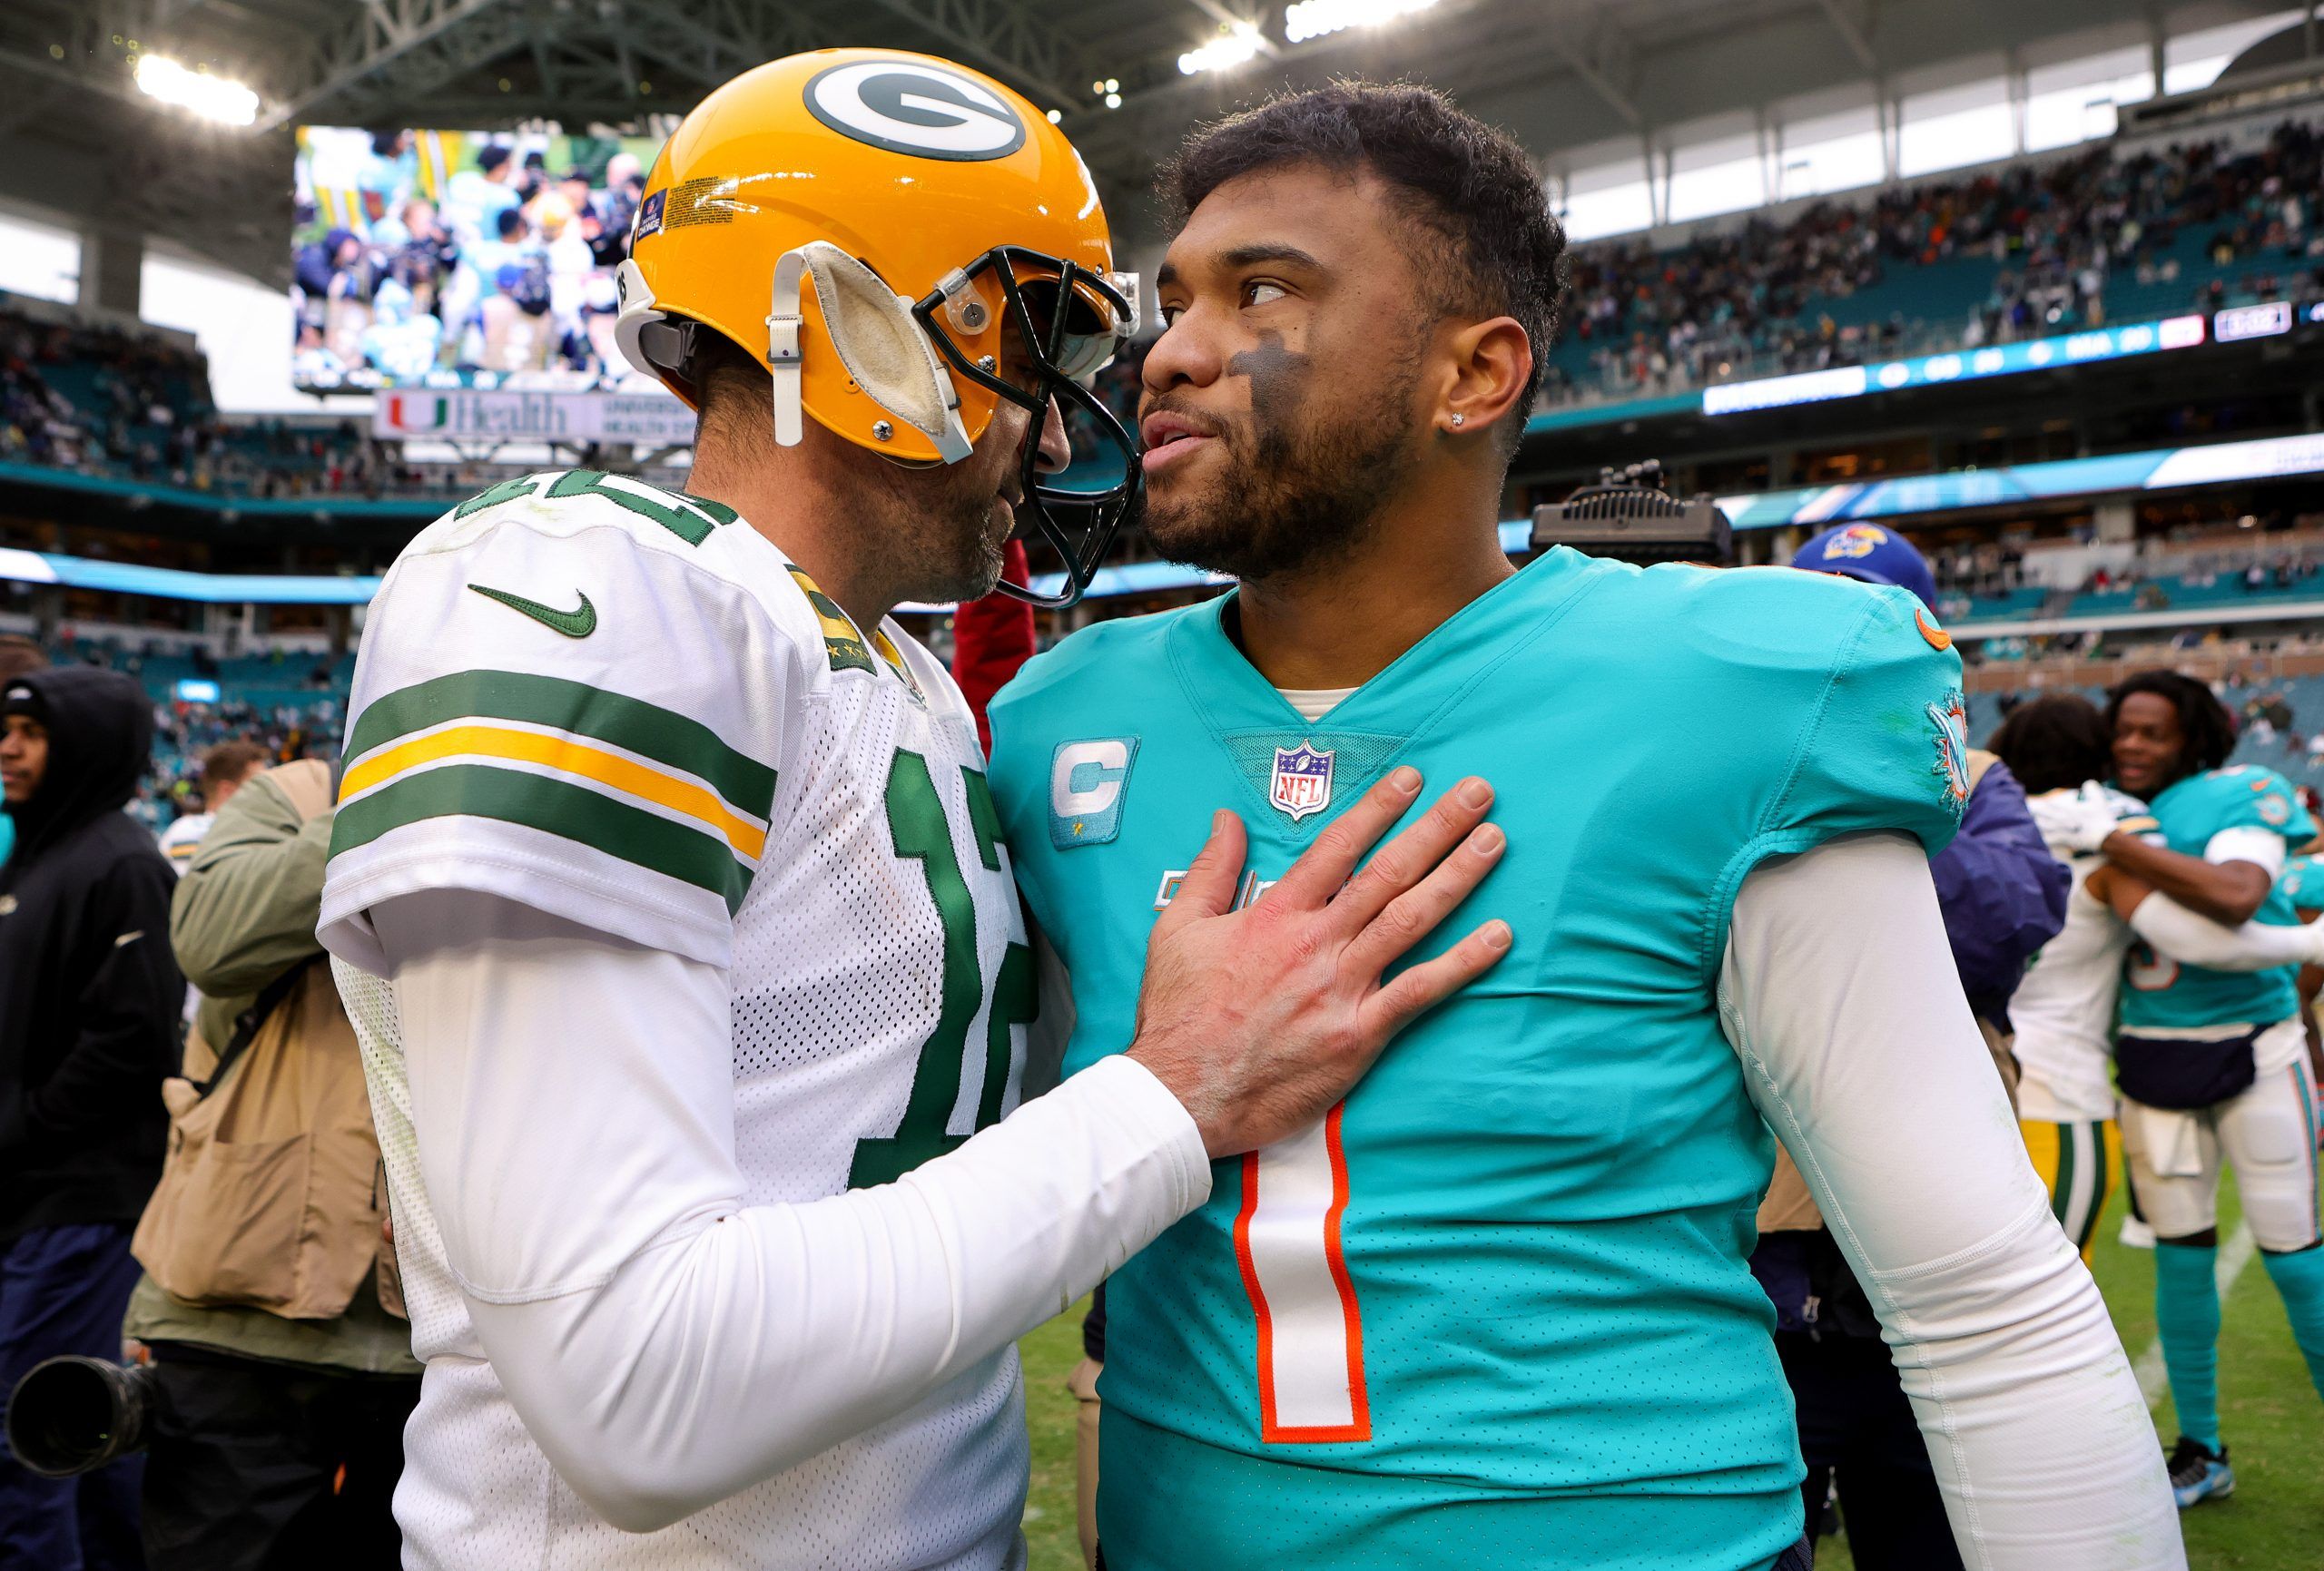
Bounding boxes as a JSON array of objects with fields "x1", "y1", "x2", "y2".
[
  {"x1": 1991, "y1": 693, "x2": 2324, "y2": 1262},
  {"x1": 156, "y1": 740, "x2": 268, "y2": 877},
  {"x1": 316, "y1": 51, "x2": 1514, "y2": 1571}
]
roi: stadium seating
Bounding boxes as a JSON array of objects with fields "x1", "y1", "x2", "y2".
[
  {"x1": 50, "y1": 635, "x2": 351, "y2": 708},
  {"x1": 1544, "y1": 118, "x2": 2324, "y2": 409},
  {"x1": 9, "y1": 119, "x2": 2324, "y2": 504},
  {"x1": 1968, "y1": 661, "x2": 2324, "y2": 789},
  {"x1": 0, "y1": 294, "x2": 462, "y2": 502},
  {"x1": 34, "y1": 632, "x2": 354, "y2": 824},
  {"x1": 1940, "y1": 526, "x2": 2324, "y2": 629}
]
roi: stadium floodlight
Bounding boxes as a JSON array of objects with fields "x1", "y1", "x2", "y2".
[
  {"x1": 1180, "y1": 25, "x2": 1265, "y2": 76},
  {"x1": 134, "y1": 54, "x2": 259, "y2": 127},
  {"x1": 1283, "y1": 0, "x2": 1438, "y2": 44}
]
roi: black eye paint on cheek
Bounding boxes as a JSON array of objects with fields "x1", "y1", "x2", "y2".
[
  {"x1": 1225, "y1": 329, "x2": 1314, "y2": 466},
  {"x1": 1226, "y1": 329, "x2": 1313, "y2": 405}
]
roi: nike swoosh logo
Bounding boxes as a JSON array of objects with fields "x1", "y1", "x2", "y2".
[
  {"x1": 1915, "y1": 608, "x2": 1952, "y2": 652},
  {"x1": 468, "y1": 584, "x2": 597, "y2": 638}
]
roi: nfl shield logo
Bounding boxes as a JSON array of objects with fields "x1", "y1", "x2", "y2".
[
  {"x1": 634, "y1": 188, "x2": 666, "y2": 242},
  {"x1": 1270, "y1": 742, "x2": 1335, "y2": 821}
]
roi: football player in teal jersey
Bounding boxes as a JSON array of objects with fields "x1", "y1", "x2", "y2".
[
  {"x1": 984, "y1": 83, "x2": 2180, "y2": 1571},
  {"x1": 2280, "y1": 850, "x2": 2324, "y2": 1077},
  {"x1": 2062, "y1": 672, "x2": 2324, "y2": 1507},
  {"x1": 2280, "y1": 850, "x2": 2324, "y2": 912}
]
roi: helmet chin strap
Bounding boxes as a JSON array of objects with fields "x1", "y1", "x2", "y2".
[
  {"x1": 768, "y1": 242, "x2": 972, "y2": 462},
  {"x1": 767, "y1": 250, "x2": 807, "y2": 448}
]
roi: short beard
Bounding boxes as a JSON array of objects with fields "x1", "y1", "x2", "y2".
[
  {"x1": 872, "y1": 451, "x2": 1012, "y2": 606},
  {"x1": 1145, "y1": 358, "x2": 1421, "y2": 584}
]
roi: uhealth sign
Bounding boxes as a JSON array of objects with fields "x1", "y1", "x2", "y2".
[{"x1": 373, "y1": 389, "x2": 697, "y2": 447}]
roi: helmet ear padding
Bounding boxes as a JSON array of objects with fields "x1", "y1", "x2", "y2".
[
  {"x1": 771, "y1": 242, "x2": 973, "y2": 463},
  {"x1": 611, "y1": 260, "x2": 665, "y2": 384}
]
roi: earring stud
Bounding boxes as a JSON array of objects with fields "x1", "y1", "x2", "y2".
[{"x1": 1450, "y1": 412, "x2": 1465, "y2": 427}]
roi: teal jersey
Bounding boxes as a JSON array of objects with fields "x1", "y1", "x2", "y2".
[
  {"x1": 2118, "y1": 765, "x2": 2316, "y2": 1030},
  {"x1": 0, "y1": 810, "x2": 11, "y2": 868},
  {"x1": 2280, "y1": 852, "x2": 2324, "y2": 914},
  {"x1": 989, "y1": 550, "x2": 1964, "y2": 1571}
]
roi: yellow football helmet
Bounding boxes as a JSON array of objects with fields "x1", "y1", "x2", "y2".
[{"x1": 613, "y1": 48, "x2": 1140, "y2": 605}]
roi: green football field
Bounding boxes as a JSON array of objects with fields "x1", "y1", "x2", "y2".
[{"x1": 1015, "y1": 1170, "x2": 2322, "y2": 1570}]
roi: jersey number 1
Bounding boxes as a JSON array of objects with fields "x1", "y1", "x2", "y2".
[
  {"x1": 1236, "y1": 1107, "x2": 1371, "y2": 1442},
  {"x1": 848, "y1": 751, "x2": 1035, "y2": 1189},
  {"x1": 1153, "y1": 870, "x2": 1373, "y2": 1443}
]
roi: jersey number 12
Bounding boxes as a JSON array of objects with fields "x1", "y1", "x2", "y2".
[{"x1": 849, "y1": 751, "x2": 1035, "y2": 1189}]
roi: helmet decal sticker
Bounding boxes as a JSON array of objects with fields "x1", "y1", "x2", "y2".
[{"x1": 803, "y1": 60, "x2": 1028, "y2": 162}]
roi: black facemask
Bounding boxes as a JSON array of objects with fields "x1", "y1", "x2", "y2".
[{"x1": 913, "y1": 248, "x2": 1142, "y2": 609}]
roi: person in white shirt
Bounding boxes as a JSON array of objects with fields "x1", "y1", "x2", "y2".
[
  {"x1": 156, "y1": 740, "x2": 269, "y2": 878},
  {"x1": 1992, "y1": 694, "x2": 2324, "y2": 1263},
  {"x1": 2023, "y1": 673, "x2": 2324, "y2": 1508}
]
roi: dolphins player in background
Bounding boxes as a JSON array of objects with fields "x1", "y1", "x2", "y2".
[
  {"x1": 2276, "y1": 847, "x2": 2324, "y2": 1075},
  {"x1": 2032, "y1": 671, "x2": 2324, "y2": 1508},
  {"x1": 984, "y1": 82, "x2": 2180, "y2": 1570},
  {"x1": 1991, "y1": 692, "x2": 2324, "y2": 1264}
]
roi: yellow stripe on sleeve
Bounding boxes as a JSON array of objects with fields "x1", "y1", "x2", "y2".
[{"x1": 340, "y1": 723, "x2": 767, "y2": 860}]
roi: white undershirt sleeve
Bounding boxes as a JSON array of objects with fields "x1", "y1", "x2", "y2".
[
  {"x1": 370, "y1": 890, "x2": 1208, "y2": 1534},
  {"x1": 1721, "y1": 834, "x2": 2183, "y2": 1570},
  {"x1": 2128, "y1": 890, "x2": 2324, "y2": 972},
  {"x1": 2203, "y1": 825, "x2": 2287, "y2": 878}
]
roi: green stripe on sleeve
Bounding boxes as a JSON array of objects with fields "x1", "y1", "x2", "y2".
[
  {"x1": 2077, "y1": 1123, "x2": 2110, "y2": 1253},
  {"x1": 2050, "y1": 1124, "x2": 2076, "y2": 1230},
  {"x1": 347, "y1": 669, "x2": 777, "y2": 820},
  {"x1": 330, "y1": 762, "x2": 753, "y2": 913}
]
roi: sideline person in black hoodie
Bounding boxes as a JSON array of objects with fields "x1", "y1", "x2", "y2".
[{"x1": 0, "y1": 667, "x2": 182, "y2": 1570}]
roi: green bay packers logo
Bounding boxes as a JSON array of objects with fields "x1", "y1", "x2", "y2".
[{"x1": 804, "y1": 60, "x2": 1028, "y2": 162}]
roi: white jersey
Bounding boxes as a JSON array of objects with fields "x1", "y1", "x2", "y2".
[
  {"x1": 2013, "y1": 786, "x2": 2182, "y2": 1123},
  {"x1": 162, "y1": 810, "x2": 218, "y2": 1025},
  {"x1": 2007, "y1": 855, "x2": 2126, "y2": 1124},
  {"x1": 158, "y1": 810, "x2": 212, "y2": 876},
  {"x1": 320, "y1": 470, "x2": 1036, "y2": 1570}
]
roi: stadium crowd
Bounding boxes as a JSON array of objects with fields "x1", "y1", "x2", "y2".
[
  {"x1": 5, "y1": 123, "x2": 2322, "y2": 509},
  {"x1": 30, "y1": 632, "x2": 347, "y2": 829},
  {"x1": 1548, "y1": 116, "x2": 2324, "y2": 406},
  {"x1": 0, "y1": 299, "x2": 458, "y2": 501},
  {"x1": 291, "y1": 133, "x2": 645, "y2": 386}
]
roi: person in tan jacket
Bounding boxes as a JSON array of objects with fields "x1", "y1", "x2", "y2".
[{"x1": 126, "y1": 758, "x2": 419, "y2": 1569}]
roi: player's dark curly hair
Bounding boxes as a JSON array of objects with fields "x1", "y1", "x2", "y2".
[
  {"x1": 1987, "y1": 693, "x2": 2114, "y2": 795},
  {"x1": 2106, "y1": 669, "x2": 2238, "y2": 779},
  {"x1": 1159, "y1": 81, "x2": 1569, "y2": 454}
]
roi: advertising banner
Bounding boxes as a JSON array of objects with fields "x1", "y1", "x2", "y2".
[{"x1": 372, "y1": 388, "x2": 694, "y2": 446}]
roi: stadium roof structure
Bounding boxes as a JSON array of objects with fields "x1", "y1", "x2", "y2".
[{"x1": 0, "y1": 0, "x2": 2304, "y2": 282}]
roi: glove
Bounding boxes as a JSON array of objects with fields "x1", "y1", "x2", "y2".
[{"x1": 2029, "y1": 780, "x2": 2125, "y2": 855}]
